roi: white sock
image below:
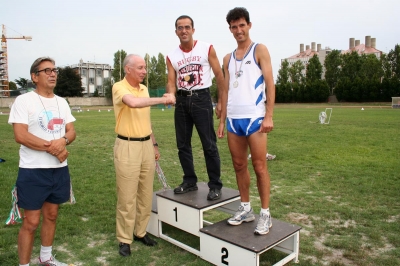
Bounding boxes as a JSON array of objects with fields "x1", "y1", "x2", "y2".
[
  {"x1": 261, "y1": 208, "x2": 270, "y2": 216},
  {"x1": 19, "y1": 264, "x2": 29, "y2": 266},
  {"x1": 40, "y1": 245, "x2": 52, "y2": 262},
  {"x1": 241, "y1": 202, "x2": 251, "y2": 212}
]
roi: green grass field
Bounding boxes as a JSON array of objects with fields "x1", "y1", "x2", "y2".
[{"x1": 0, "y1": 104, "x2": 399, "y2": 266}]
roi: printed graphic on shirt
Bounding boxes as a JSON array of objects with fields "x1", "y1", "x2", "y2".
[
  {"x1": 38, "y1": 108, "x2": 65, "y2": 134},
  {"x1": 177, "y1": 56, "x2": 204, "y2": 90}
]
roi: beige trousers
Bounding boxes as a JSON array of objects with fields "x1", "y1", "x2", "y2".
[{"x1": 114, "y1": 138, "x2": 155, "y2": 244}]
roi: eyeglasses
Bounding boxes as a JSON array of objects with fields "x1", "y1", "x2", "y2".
[
  {"x1": 176, "y1": 25, "x2": 192, "y2": 31},
  {"x1": 37, "y1": 68, "x2": 59, "y2": 75}
]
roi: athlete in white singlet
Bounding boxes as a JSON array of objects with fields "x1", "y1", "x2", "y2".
[{"x1": 218, "y1": 7, "x2": 276, "y2": 235}]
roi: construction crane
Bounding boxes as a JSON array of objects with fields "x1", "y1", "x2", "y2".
[{"x1": 1, "y1": 24, "x2": 32, "y2": 97}]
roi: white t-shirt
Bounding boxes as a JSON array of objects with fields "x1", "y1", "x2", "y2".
[
  {"x1": 8, "y1": 91, "x2": 76, "y2": 168},
  {"x1": 167, "y1": 40, "x2": 213, "y2": 91}
]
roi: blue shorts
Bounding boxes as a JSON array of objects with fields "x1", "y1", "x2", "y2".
[
  {"x1": 227, "y1": 117, "x2": 264, "y2": 137},
  {"x1": 16, "y1": 166, "x2": 71, "y2": 210}
]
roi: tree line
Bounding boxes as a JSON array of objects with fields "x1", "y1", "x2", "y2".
[
  {"x1": 11, "y1": 44, "x2": 399, "y2": 103},
  {"x1": 276, "y1": 44, "x2": 400, "y2": 103}
]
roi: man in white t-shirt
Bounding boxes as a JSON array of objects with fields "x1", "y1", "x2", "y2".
[
  {"x1": 8, "y1": 57, "x2": 76, "y2": 266},
  {"x1": 166, "y1": 15, "x2": 226, "y2": 200}
]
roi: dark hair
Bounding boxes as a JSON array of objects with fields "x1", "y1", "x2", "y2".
[
  {"x1": 226, "y1": 7, "x2": 250, "y2": 25},
  {"x1": 175, "y1": 15, "x2": 194, "y2": 29},
  {"x1": 30, "y1": 57, "x2": 55, "y2": 75}
]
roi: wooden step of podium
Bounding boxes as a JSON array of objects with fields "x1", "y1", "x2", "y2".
[{"x1": 200, "y1": 217, "x2": 301, "y2": 266}]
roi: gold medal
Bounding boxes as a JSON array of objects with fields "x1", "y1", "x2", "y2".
[
  {"x1": 184, "y1": 75, "x2": 190, "y2": 82},
  {"x1": 233, "y1": 81, "x2": 239, "y2": 88}
]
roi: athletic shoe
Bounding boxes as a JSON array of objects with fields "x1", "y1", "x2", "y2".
[
  {"x1": 254, "y1": 212, "x2": 273, "y2": 235},
  {"x1": 227, "y1": 206, "x2": 255, "y2": 225},
  {"x1": 38, "y1": 255, "x2": 74, "y2": 266},
  {"x1": 174, "y1": 182, "x2": 198, "y2": 194},
  {"x1": 207, "y1": 188, "x2": 221, "y2": 200}
]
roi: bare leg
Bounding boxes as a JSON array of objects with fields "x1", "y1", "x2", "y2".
[
  {"x1": 18, "y1": 209, "x2": 41, "y2": 264},
  {"x1": 248, "y1": 132, "x2": 270, "y2": 209},
  {"x1": 227, "y1": 132, "x2": 251, "y2": 202},
  {"x1": 40, "y1": 202, "x2": 59, "y2": 246}
]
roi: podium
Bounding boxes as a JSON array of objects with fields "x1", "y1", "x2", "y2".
[{"x1": 147, "y1": 183, "x2": 301, "y2": 265}]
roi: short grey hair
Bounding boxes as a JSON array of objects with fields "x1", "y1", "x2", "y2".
[
  {"x1": 123, "y1": 54, "x2": 141, "y2": 74},
  {"x1": 30, "y1": 57, "x2": 55, "y2": 75}
]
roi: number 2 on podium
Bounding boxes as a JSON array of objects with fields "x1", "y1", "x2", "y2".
[{"x1": 221, "y1": 247, "x2": 229, "y2": 265}]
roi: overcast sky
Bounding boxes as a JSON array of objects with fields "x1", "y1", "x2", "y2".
[{"x1": 2, "y1": 0, "x2": 399, "y2": 83}]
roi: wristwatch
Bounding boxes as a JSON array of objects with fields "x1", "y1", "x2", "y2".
[{"x1": 63, "y1": 136, "x2": 70, "y2": 145}]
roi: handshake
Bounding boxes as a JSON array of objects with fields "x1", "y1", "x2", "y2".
[{"x1": 162, "y1": 93, "x2": 176, "y2": 105}]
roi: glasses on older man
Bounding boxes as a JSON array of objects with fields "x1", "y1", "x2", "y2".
[{"x1": 37, "y1": 68, "x2": 59, "y2": 75}]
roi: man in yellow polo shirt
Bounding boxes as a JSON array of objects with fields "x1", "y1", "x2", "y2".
[{"x1": 112, "y1": 54, "x2": 175, "y2": 257}]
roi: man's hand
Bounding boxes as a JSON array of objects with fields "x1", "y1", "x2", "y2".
[
  {"x1": 56, "y1": 148, "x2": 69, "y2": 163},
  {"x1": 45, "y1": 139, "x2": 66, "y2": 157},
  {"x1": 259, "y1": 117, "x2": 274, "y2": 133},
  {"x1": 154, "y1": 146, "x2": 160, "y2": 161},
  {"x1": 163, "y1": 93, "x2": 176, "y2": 105},
  {"x1": 217, "y1": 121, "x2": 225, "y2": 139}
]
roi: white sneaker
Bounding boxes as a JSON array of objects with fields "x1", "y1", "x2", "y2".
[
  {"x1": 227, "y1": 206, "x2": 255, "y2": 225},
  {"x1": 254, "y1": 213, "x2": 273, "y2": 235},
  {"x1": 38, "y1": 255, "x2": 74, "y2": 266}
]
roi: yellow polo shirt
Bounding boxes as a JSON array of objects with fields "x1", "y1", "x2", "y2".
[{"x1": 112, "y1": 78, "x2": 152, "y2": 138}]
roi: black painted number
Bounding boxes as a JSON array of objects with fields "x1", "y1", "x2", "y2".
[
  {"x1": 221, "y1": 247, "x2": 229, "y2": 265},
  {"x1": 173, "y1": 207, "x2": 177, "y2": 222}
]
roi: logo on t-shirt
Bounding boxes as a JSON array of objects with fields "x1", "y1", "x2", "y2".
[
  {"x1": 38, "y1": 109, "x2": 65, "y2": 134},
  {"x1": 178, "y1": 60, "x2": 204, "y2": 90}
]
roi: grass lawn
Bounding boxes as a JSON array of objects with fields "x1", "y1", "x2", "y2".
[{"x1": 0, "y1": 104, "x2": 399, "y2": 266}]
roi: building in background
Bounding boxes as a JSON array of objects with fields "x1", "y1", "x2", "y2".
[
  {"x1": 282, "y1": 42, "x2": 332, "y2": 78},
  {"x1": 281, "y1": 35, "x2": 383, "y2": 79},
  {"x1": 70, "y1": 59, "x2": 113, "y2": 97},
  {"x1": 341, "y1": 36, "x2": 382, "y2": 58}
]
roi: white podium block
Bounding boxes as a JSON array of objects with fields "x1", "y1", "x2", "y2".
[{"x1": 200, "y1": 217, "x2": 301, "y2": 266}]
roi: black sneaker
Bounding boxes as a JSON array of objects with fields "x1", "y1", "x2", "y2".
[
  {"x1": 119, "y1": 242, "x2": 131, "y2": 256},
  {"x1": 207, "y1": 188, "x2": 221, "y2": 200},
  {"x1": 174, "y1": 182, "x2": 198, "y2": 194}
]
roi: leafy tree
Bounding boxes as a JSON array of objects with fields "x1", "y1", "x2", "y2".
[
  {"x1": 54, "y1": 67, "x2": 83, "y2": 97},
  {"x1": 276, "y1": 60, "x2": 290, "y2": 85},
  {"x1": 340, "y1": 51, "x2": 361, "y2": 81},
  {"x1": 145, "y1": 53, "x2": 167, "y2": 90},
  {"x1": 381, "y1": 44, "x2": 400, "y2": 99},
  {"x1": 289, "y1": 60, "x2": 305, "y2": 85},
  {"x1": 104, "y1": 78, "x2": 113, "y2": 99},
  {"x1": 324, "y1": 50, "x2": 342, "y2": 95},
  {"x1": 9, "y1": 81, "x2": 17, "y2": 90},
  {"x1": 156, "y1": 53, "x2": 167, "y2": 88},
  {"x1": 112, "y1": 50, "x2": 127, "y2": 83},
  {"x1": 306, "y1": 54, "x2": 322, "y2": 82},
  {"x1": 14, "y1": 77, "x2": 28, "y2": 89}
]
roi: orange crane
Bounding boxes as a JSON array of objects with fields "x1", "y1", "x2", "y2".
[{"x1": 1, "y1": 24, "x2": 32, "y2": 97}]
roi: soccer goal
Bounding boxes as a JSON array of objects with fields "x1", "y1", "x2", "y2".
[{"x1": 392, "y1": 97, "x2": 400, "y2": 108}]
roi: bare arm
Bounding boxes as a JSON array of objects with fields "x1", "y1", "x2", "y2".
[
  {"x1": 208, "y1": 46, "x2": 225, "y2": 119},
  {"x1": 13, "y1": 123, "x2": 51, "y2": 151},
  {"x1": 216, "y1": 54, "x2": 231, "y2": 139},
  {"x1": 122, "y1": 93, "x2": 175, "y2": 108},
  {"x1": 166, "y1": 58, "x2": 177, "y2": 95},
  {"x1": 256, "y1": 44, "x2": 275, "y2": 133}
]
